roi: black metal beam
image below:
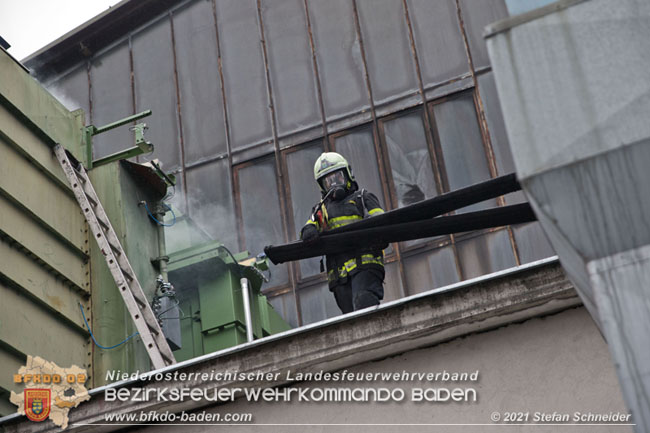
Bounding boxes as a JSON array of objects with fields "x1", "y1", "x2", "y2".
[
  {"x1": 331, "y1": 172, "x2": 519, "y2": 235},
  {"x1": 265, "y1": 202, "x2": 536, "y2": 264}
]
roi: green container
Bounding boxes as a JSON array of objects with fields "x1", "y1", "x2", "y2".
[{"x1": 168, "y1": 241, "x2": 291, "y2": 361}]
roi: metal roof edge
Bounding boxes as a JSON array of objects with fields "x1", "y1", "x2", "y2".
[
  {"x1": 22, "y1": 0, "x2": 132, "y2": 64},
  {"x1": 108, "y1": 256, "x2": 563, "y2": 387},
  {"x1": 22, "y1": 0, "x2": 186, "y2": 79},
  {"x1": 484, "y1": 0, "x2": 590, "y2": 39},
  {"x1": 0, "y1": 256, "x2": 575, "y2": 430}
]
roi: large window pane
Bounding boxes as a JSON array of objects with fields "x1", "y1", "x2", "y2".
[
  {"x1": 263, "y1": 0, "x2": 320, "y2": 136},
  {"x1": 403, "y1": 247, "x2": 460, "y2": 295},
  {"x1": 132, "y1": 18, "x2": 182, "y2": 170},
  {"x1": 334, "y1": 127, "x2": 392, "y2": 255},
  {"x1": 383, "y1": 112, "x2": 437, "y2": 208},
  {"x1": 432, "y1": 92, "x2": 495, "y2": 212},
  {"x1": 478, "y1": 72, "x2": 526, "y2": 204},
  {"x1": 459, "y1": 0, "x2": 508, "y2": 69},
  {"x1": 383, "y1": 111, "x2": 441, "y2": 248},
  {"x1": 478, "y1": 73, "x2": 514, "y2": 175},
  {"x1": 307, "y1": 0, "x2": 370, "y2": 120},
  {"x1": 47, "y1": 66, "x2": 90, "y2": 125},
  {"x1": 216, "y1": 0, "x2": 272, "y2": 149},
  {"x1": 356, "y1": 0, "x2": 418, "y2": 104},
  {"x1": 406, "y1": 0, "x2": 468, "y2": 86},
  {"x1": 163, "y1": 177, "x2": 204, "y2": 253},
  {"x1": 185, "y1": 160, "x2": 238, "y2": 250},
  {"x1": 285, "y1": 143, "x2": 325, "y2": 279},
  {"x1": 513, "y1": 222, "x2": 556, "y2": 264},
  {"x1": 268, "y1": 291, "x2": 299, "y2": 328},
  {"x1": 456, "y1": 230, "x2": 516, "y2": 279},
  {"x1": 384, "y1": 261, "x2": 404, "y2": 302},
  {"x1": 298, "y1": 281, "x2": 339, "y2": 325},
  {"x1": 90, "y1": 42, "x2": 132, "y2": 160},
  {"x1": 167, "y1": 174, "x2": 187, "y2": 215},
  {"x1": 237, "y1": 158, "x2": 288, "y2": 288},
  {"x1": 333, "y1": 128, "x2": 384, "y2": 209},
  {"x1": 173, "y1": 0, "x2": 227, "y2": 164}
]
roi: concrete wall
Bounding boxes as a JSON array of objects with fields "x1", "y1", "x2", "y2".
[
  {"x1": 173, "y1": 307, "x2": 628, "y2": 433},
  {"x1": 486, "y1": 0, "x2": 650, "y2": 429},
  {"x1": 6, "y1": 260, "x2": 633, "y2": 432}
]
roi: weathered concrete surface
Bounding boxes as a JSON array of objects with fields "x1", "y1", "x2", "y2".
[
  {"x1": 486, "y1": 0, "x2": 650, "y2": 430},
  {"x1": 2, "y1": 259, "x2": 613, "y2": 432},
  {"x1": 159, "y1": 307, "x2": 628, "y2": 433}
]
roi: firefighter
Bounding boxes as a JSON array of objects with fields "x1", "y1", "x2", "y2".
[{"x1": 300, "y1": 152, "x2": 386, "y2": 313}]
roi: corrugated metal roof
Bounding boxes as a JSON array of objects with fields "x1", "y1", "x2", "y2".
[{"x1": 23, "y1": 0, "x2": 185, "y2": 79}]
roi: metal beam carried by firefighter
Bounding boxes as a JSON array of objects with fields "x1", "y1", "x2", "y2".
[{"x1": 264, "y1": 173, "x2": 536, "y2": 264}]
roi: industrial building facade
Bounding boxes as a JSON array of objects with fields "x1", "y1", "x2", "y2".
[{"x1": 31, "y1": 0, "x2": 554, "y2": 328}]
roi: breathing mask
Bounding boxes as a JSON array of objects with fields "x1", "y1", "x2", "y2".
[{"x1": 321, "y1": 169, "x2": 347, "y2": 200}]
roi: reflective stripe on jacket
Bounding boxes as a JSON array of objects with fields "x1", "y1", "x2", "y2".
[{"x1": 302, "y1": 188, "x2": 385, "y2": 289}]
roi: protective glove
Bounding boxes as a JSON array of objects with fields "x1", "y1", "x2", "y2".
[{"x1": 301, "y1": 224, "x2": 320, "y2": 244}]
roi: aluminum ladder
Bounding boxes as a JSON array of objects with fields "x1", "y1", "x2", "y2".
[{"x1": 54, "y1": 144, "x2": 176, "y2": 370}]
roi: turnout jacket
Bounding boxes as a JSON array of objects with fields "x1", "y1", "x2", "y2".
[{"x1": 301, "y1": 188, "x2": 385, "y2": 289}]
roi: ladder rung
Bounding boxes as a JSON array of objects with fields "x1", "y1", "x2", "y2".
[
  {"x1": 71, "y1": 162, "x2": 86, "y2": 176},
  {"x1": 161, "y1": 352, "x2": 174, "y2": 364},
  {"x1": 93, "y1": 226, "x2": 121, "y2": 256},
  {"x1": 97, "y1": 216, "x2": 110, "y2": 230},
  {"x1": 146, "y1": 322, "x2": 160, "y2": 335},
  {"x1": 86, "y1": 193, "x2": 98, "y2": 207},
  {"x1": 120, "y1": 266, "x2": 134, "y2": 281},
  {"x1": 132, "y1": 291, "x2": 147, "y2": 307},
  {"x1": 81, "y1": 182, "x2": 96, "y2": 198},
  {"x1": 107, "y1": 238, "x2": 122, "y2": 255}
]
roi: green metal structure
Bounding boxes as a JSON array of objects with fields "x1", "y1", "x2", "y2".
[
  {"x1": 0, "y1": 47, "x2": 173, "y2": 397},
  {"x1": 87, "y1": 160, "x2": 172, "y2": 385},
  {"x1": 0, "y1": 48, "x2": 90, "y2": 415},
  {"x1": 0, "y1": 50, "x2": 92, "y2": 415},
  {"x1": 83, "y1": 110, "x2": 154, "y2": 169},
  {"x1": 0, "y1": 47, "x2": 290, "y2": 414},
  {"x1": 168, "y1": 242, "x2": 291, "y2": 361}
]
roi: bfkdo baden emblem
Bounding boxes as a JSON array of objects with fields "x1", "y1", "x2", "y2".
[{"x1": 24, "y1": 389, "x2": 51, "y2": 422}]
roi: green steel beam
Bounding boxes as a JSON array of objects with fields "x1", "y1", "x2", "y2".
[
  {"x1": 0, "y1": 189, "x2": 88, "y2": 289},
  {"x1": 0, "y1": 281, "x2": 90, "y2": 369},
  {"x1": 92, "y1": 110, "x2": 152, "y2": 135},
  {"x1": 0, "y1": 238, "x2": 89, "y2": 329},
  {"x1": 0, "y1": 188, "x2": 88, "y2": 261},
  {"x1": 84, "y1": 124, "x2": 94, "y2": 170},
  {"x1": 0, "y1": 106, "x2": 72, "y2": 193},
  {"x1": 0, "y1": 139, "x2": 87, "y2": 254},
  {"x1": 84, "y1": 110, "x2": 152, "y2": 169},
  {"x1": 0, "y1": 51, "x2": 84, "y2": 161},
  {"x1": 92, "y1": 141, "x2": 152, "y2": 168},
  {"x1": 0, "y1": 389, "x2": 17, "y2": 417},
  {"x1": 0, "y1": 345, "x2": 27, "y2": 395}
]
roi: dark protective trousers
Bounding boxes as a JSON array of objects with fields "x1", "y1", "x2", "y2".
[{"x1": 333, "y1": 269, "x2": 384, "y2": 313}]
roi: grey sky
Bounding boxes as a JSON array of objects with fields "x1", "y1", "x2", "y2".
[{"x1": 0, "y1": 0, "x2": 121, "y2": 61}]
